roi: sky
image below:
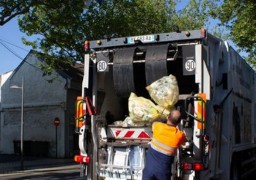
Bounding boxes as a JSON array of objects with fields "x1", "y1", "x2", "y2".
[{"x1": 0, "y1": 18, "x2": 31, "y2": 75}]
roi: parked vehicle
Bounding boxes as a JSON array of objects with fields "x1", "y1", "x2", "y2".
[{"x1": 74, "y1": 29, "x2": 256, "y2": 180}]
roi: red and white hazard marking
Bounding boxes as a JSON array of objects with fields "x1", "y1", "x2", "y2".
[{"x1": 110, "y1": 128, "x2": 152, "y2": 139}]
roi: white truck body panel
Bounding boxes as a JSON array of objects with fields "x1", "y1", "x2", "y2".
[{"x1": 76, "y1": 29, "x2": 256, "y2": 180}]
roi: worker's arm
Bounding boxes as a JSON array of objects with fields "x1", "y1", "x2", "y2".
[{"x1": 178, "y1": 132, "x2": 187, "y2": 147}]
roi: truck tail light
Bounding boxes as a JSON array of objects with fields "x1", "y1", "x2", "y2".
[
  {"x1": 74, "y1": 155, "x2": 90, "y2": 164},
  {"x1": 84, "y1": 40, "x2": 90, "y2": 51},
  {"x1": 183, "y1": 162, "x2": 204, "y2": 171},
  {"x1": 200, "y1": 28, "x2": 206, "y2": 38},
  {"x1": 193, "y1": 162, "x2": 204, "y2": 171},
  {"x1": 183, "y1": 162, "x2": 193, "y2": 170}
]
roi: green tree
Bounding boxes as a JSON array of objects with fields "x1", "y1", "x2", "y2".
[
  {"x1": 0, "y1": 1, "x2": 41, "y2": 25},
  {"x1": 0, "y1": 0, "x2": 219, "y2": 72},
  {"x1": 214, "y1": 0, "x2": 256, "y2": 63}
]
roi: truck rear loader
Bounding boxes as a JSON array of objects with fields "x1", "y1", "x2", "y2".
[{"x1": 74, "y1": 29, "x2": 256, "y2": 180}]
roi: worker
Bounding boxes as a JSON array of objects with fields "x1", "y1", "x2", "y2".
[{"x1": 142, "y1": 109, "x2": 186, "y2": 180}]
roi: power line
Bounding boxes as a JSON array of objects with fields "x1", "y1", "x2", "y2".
[
  {"x1": 0, "y1": 41, "x2": 23, "y2": 60},
  {"x1": 0, "y1": 38, "x2": 29, "y2": 52},
  {"x1": 0, "y1": 40, "x2": 42, "y2": 71}
]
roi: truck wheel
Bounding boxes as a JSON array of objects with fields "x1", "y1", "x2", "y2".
[
  {"x1": 230, "y1": 164, "x2": 239, "y2": 180},
  {"x1": 230, "y1": 155, "x2": 240, "y2": 180}
]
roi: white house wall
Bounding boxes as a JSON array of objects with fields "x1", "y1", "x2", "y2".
[
  {"x1": 0, "y1": 71, "x2": 13, "y2": 152},
  {"x1": 0, "y1": 71, "x2": 13, "y2": 102},
  {"x1": 0, "y1": 51, "x2": 68, "y2": 157}
]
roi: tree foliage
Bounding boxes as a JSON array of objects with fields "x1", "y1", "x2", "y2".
[
  {"x1": 0, "y1": 0, "x2": 41, "y2": 25},
  {"x1": 214, "y1": 0, "x2": 256, "y2": 63},
  {"x1": 0, "y1": 0, "x2": 219, "y2": 72}
]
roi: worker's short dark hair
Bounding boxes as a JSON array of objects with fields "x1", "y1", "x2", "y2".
[{"x1": 168, "y1": 110, "x2": 181, "y2": 126}]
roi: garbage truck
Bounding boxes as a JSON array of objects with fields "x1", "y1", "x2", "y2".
[{"x1": 74, "y1": 29, "x2": 256, "y2": 180}]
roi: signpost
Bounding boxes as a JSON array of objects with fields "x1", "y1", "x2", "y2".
[
  {"x1": 54, "y1": 117, "x2": 60, "y2": 158},
  {"x1": 10, "y1": 77, "x2": 24, "y2": 170}
]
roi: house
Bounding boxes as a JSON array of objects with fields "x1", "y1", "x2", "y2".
[
  {"x1": 0, "y1": 70, "x2": 13, "y2": 150},
  {"x1": 0, "y1": 50, "x2": 83, "y2": 158}
]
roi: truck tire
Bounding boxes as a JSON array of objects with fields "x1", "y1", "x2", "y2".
[{"x1": 230, "y1": 154, "x2": 240, "y2": 180}]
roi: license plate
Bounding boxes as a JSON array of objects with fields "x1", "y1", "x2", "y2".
[{"x1": 127, "y1": 35, "x2": 155, "y2": 44}]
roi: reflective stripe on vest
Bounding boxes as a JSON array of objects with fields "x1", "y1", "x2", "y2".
[{"x1": 151, "y1": 138, "x2": 177, "y2": 156}]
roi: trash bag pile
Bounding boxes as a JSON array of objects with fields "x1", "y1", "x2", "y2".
[{"x1": 128, "y1": 74, "x2": 179, "y2": 125}]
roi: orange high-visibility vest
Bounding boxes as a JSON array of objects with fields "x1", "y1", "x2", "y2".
[{"x1": 151, "y1": 122, "x2": 186, "y2": 156}]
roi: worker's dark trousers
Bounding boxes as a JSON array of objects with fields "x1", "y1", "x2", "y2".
[{"x1": 142, "y1": 146, "x2": 174, "y2": 180}]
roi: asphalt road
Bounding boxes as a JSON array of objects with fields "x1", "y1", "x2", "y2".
[
  {"x1": 1, "y1": 164, "x2": 256, "y2": 180},
  {"x1": 0, "y1": 164, "x2": 84, "y2": 180}
]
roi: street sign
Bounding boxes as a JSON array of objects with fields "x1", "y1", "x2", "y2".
[{"x1": 54, "y1": 117, "x2": 60, "y2": 127}]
